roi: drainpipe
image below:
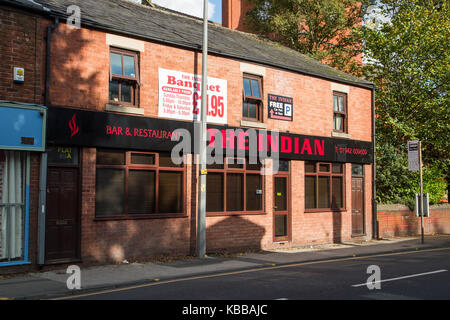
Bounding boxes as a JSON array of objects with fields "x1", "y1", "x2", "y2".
[
  {"x1": 371, "y1": 86, "x2": 378, "y2": 240},
  {"x1": 44, "y1": 17, "x2": 59, "y2": 107},
  {"x1": 38, "y1": 17, "x2": 59, "y2": 266}
]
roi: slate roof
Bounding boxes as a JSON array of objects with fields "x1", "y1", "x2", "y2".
[{"x1": 4, "y1": 0, "x2": 374, "y2": 89}]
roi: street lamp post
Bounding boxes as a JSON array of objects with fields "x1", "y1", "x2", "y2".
[{"x1": 197, "y1": 0, "x2": 208, "y2": 258}]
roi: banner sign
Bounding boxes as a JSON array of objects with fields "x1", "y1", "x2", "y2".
[
  {"x1": 158, "y1": 68, "x2": 227, "y2": 124},
  {"x1": 268, "y1": 94, "x2": 293, "y2": 121},
  {"x1": 47, "y1": 107, "x2": 373, "y2": 164}
]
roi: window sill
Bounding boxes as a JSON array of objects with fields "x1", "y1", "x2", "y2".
[
  {"x1": 331, "y1": 131, "x2": 351, "y2": 139},
  {"x1": 0, "y1": 260, "x2": 31, "y2": 267},
  {"x1": 206, "y1": 211, "x2": 266, "y2": 217},
  {"x1": 240, "y1": 120, "x2": 267, "y2": 129},
  {"x1": 106, "y1": 103, "x2": 144, "y2": 115},
  {"x1": 304, "y1": 208, "x2": 346, "y2": 213},
  {"x1": 94, "y1": 213, "x2": 187, "y2": 221}
]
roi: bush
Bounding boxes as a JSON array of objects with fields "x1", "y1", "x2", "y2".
[{"x1": 376, "y1": 143, "x2": 446, "y2": 207}]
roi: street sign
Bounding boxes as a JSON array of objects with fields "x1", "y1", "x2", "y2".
[
  {"x1": 408, "y1": 141, "x2": 420, "y2": 171},
  {"x1": 415, "y1": 193, "x2": 429, "y2": 217}
]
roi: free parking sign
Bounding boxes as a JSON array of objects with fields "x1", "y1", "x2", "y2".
[{"x1": 268, "y1": 94, "x2": 293, "y2": 121}]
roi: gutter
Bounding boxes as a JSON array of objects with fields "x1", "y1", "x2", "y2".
[
  {"x1": 38, "y1": 16, "x2": 59, "y2": 266},
  {"x1": 44, "y1": 16, "x2": 59, "y2": 106}
]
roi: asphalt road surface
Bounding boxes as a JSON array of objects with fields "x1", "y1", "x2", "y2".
[{"x1": 63, "y1": 247, "x2": 450, "y2": 300}]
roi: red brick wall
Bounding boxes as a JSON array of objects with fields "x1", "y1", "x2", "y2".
[
  {"x1": 205, "y1": 161, "x2": 374, "y2": 252},
  {"x1": 377, "y1": 205, "x2": 450, "y2": 238},
  {"x1": 0, "y1": 6, "x2": 46, "y2": 105},
  {"x1": 48, "y1": 23, "x2": 372, "y2": 140},
  {"x1": 80, "y1": 149, "x2": 194, "y2": 264},
  {"x1": 45, "y1": 21, "x2": 373, "y2": 261}
]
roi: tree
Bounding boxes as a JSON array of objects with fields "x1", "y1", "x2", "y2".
[
  {"x1": 376, "y1": 142, "x2": 447, "y2": 207},
  {"x1": 363, "y1": 0, "x2": 449, "y2": 203},
  {"x1": 245, "y1": 0, "x2": 369, "y2": 75}
]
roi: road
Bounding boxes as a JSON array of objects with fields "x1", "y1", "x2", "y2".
[{"x1": 60, "y1": 247, "x2": 449, "y2": 300}]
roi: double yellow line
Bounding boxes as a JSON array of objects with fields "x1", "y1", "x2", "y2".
[{"x1": 51, "y1": 246, "x2": 450, "y2": 300}]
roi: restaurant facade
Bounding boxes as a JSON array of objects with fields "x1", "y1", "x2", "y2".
[{"x1": 0, "y1": 0, "x2": 375, "y2": 270}]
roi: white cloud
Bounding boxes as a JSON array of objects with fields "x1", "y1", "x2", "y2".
[{"x1": 152, "y1": 0, "x2": 215, "y2": 20}]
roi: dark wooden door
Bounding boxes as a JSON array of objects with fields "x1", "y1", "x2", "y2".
[
  {"x1": 273, "y1": 176, "x2": 290, "y2": 242},
  {"x1": 351, "y1": 177, "x2": 364, "y2": 236},
  {"x1": 45, "y1": 167, "x2": 80, "y2": 262}
]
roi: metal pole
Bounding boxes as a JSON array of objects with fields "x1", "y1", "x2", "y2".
[
  {"x1": 419, "y1": 141, "x2": 424, "y2": 244},
  {"x1": 37, "y1": 152, "x2": 48, "y2": 265},
  {"x1": 371, "y1": 86, "x2": 378, "y2": 239},
  {"x1": 197, "y1": 0, "x2": 208, "y2": 258}
]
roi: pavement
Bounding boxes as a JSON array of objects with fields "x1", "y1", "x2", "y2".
[{"x1": 1, "y1": 234, "x2": 449, "y2": 300}]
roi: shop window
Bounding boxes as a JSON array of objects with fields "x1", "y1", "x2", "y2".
[
  {"x1": 333, "y1": 92, "x2": 347, "y2": 132},
  {"x1": 0, "y1": 151, "x2": 26, "y2": 262},
  {"x1": 243, "y1": 75, "x2": 263, "y2": 121},
  {"x1": 305, "y1": 161, "x2": 345, "y2": 210},
  {"x1": 95, "y1": 150, "x2": 184, "y2": 218},
  {"x1": 109, "y1": 48, "x2": 139, "y2": 106},
  {"x1": 206, "y1": 158, "x2": 263, "y2": 215}
]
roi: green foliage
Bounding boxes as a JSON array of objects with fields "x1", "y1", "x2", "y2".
[
  {"x1": 376, "y1": 142, "x2": 447, "y2": 207},
  {"x1": 418, "y1": 165, "x2": 447, "y2": 205},
  {"x1": 364, "y1": 0, "x2": 450, "y2": 204},
  {"x1": 244, "y1": 0, "x2": 449, "y2": 205},
  {"x1": 245, "y1": 0, "x2": 368, "y2": 75},
  {"x1": 376, "y1": 142, "x2": 413, "y2": 204}
]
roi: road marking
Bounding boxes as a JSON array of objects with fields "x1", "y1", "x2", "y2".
[
  {"x1": 352, "y1": 269, "x2": 448, "y2": 287},
  {"x1": 51, "y1": 246, "x2": 450, "y2": 300}
]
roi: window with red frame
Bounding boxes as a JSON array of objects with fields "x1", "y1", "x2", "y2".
[
  {"x1": 305, "y1": 162, "x2": 345, "y2": 210},
  {"x1": 95, "y1": 150, "x2": 184, "y2": 218},
  {"x1": 109, "y1": 48, "x2": 139, "y2": 106},
  {"x1": 243, "y1": 75, "x2": 263, "y2": 121},
  {"x1": 333, "y1": 92, "x2": 347, "y2": 132},
  {"x1": 206, "y1": 158, "x2": 263, "y2": 215}
]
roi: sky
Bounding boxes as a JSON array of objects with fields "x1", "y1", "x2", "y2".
[{"x1": 152, "y1": 0, "x2": 222, "y2": 23}]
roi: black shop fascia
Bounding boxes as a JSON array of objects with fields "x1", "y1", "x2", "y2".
[{"x1": 46, "y1": 106, "x2": 372, "y2": 164}]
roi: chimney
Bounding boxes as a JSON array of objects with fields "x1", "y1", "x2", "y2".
[
  {"x1": 222, "y1": 0, "x2": 252, "y2": 31},
  {"x1": 142, "y1": 0, "x2": 154, "y2": 6}
]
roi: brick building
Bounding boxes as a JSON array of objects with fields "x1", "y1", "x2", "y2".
[
  {"x1": 0, "y1": 0, "x2": 375, "y2": 271},
  {"x1": 0, "y1": 0, "x2": 48, "y2": 271}
]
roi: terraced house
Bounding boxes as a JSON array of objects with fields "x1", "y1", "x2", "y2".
[{"x1": 0, "y1": 0, "x2": 375, "y2": 272}]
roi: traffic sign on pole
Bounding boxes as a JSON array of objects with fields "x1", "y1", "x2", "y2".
[
  {"x1": 415, "y1": 193, "x2": 429, "y2": 217},
  {"x1": 408, "y1": 141, "x2": 420, "y2": 171}
]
